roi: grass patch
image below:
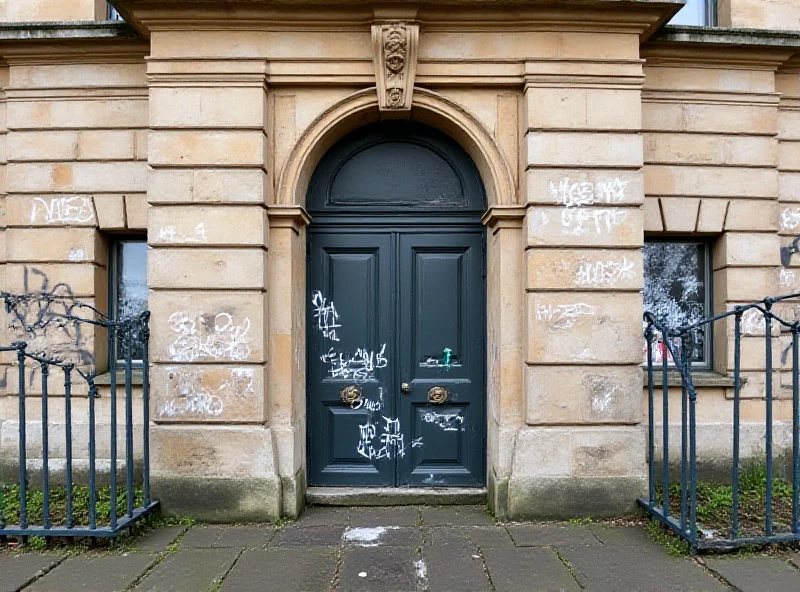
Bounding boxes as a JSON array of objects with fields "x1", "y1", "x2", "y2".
[
  {"x1": 1, "y1": 483, "x2": 145, "y2": 528},
  {"x1": 645, "y1": 520, "x2": 691, "y2": 556},
  {"x1": 654, "y1": 463, "x2": 796, "y2": 538}
]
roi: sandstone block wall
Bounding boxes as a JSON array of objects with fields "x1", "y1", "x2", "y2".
[
  {"x1": 719, "y1": 0, "x2": 800, "y2": 30},
  {"x1": 1, "y1": 0, "x2": 107, "y2": 22},
  {"x1": 641, "y1": 39, "x2": 798, "y2": 477},
  {"x1": 1, "y1": 1, "x2": 800, "y2": 523},
  {"x1": 0, "y1": 39, "x2": 149, "y2": 484}
]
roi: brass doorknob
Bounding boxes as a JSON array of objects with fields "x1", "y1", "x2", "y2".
[{"x1": 401, "y1": 382, "x2": 411, "y2": 393}]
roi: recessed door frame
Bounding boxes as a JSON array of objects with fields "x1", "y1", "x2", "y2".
[{"x1": 266, "y1": 88, "x2": 525, "y2": 516}]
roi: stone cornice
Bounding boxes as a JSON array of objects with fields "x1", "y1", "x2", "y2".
[
  {"x1": 109, "y1": 1, "x2": 683, "y2": 40},
  {"x1": 644, "y1": 25, "x2": 800, "y2": 70},
  {"x1": 0, "y1": 21, "x2": 139, "y2": 41},
  {"x1": 0, "y1": 22, "x2": 147, "y2": 63}
]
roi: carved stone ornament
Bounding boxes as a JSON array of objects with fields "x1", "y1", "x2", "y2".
[{"x1": 372, "y1": 22, "x2": 419, "y2": 112}]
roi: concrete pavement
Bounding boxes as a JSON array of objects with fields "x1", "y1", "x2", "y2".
[{"x1": 2, "y1": 506, "x2": 799, "y2": 591}]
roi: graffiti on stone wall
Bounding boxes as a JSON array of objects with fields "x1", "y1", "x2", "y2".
[
  {"x1": 547, "y1": 176, "x2": 630, "y2": 236},
  {"x1": 6, "y1": 266, "x2": 94, "y2": 369},
  {"x1": 167, "y1": 311, "x2": 252, "y2": 362},
  {"x1": 158, "y1": 366, "x2": 255, "y2": 418},
  {"x1": 157, "y1": 223, "x2": 207, "y2": 244},
  {"x1": 574, "y1": 258, "x2": 635, "y2": 288},
  {"x1": 535, "y1": 303, "x2": 595, "y2": 331},
  {"x1": 30, "y1": 196, "x2": 95, "y2": 225}
]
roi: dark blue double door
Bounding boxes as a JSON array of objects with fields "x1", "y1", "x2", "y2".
[{"x1": 307, "y1": 226, "x2": 486, "y2": 487}]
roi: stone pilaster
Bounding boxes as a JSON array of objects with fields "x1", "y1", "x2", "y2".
[
  {"x1": 147, "y1": 57, "x2": 280, "y2": 521},
  {"x1": 510, "y1": 41, "x2": 647, "y2": 518}
]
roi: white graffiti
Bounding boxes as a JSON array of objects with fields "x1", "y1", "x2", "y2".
[
  {"x1": 585, "y1": 375, "x2": 618, "y2": 414},
  {"x1": 422, "y1": 411, "x2": 465, "y2": 432},
  {"x1": 549, "y1": 177, "x2": 628, "y2": 208},
  {"x1": 68, "y1": 248, "x2": 85, "y2": 262},
  {"x1": 357, "y1": 416, "x2": 406, "y2": 460},
  {"x1": 351, "y1": 397, "x2": 382, "y2": 412},
  {"x1": 741, "y1": 308, "x2": 768, "y2": 336},
  {"x1": 782, "y1": 208, "x2": 800, "y2": 231},
  {"x1": 158, "y1": 223, "x2": 207, "y2": 243},
  {"x1": 158, "y1": 367, "x2": 255, "y2": 418},
  {"x1": 31, "y1": 196, "x2": 94, "y2": 225},
  {"x1": 412, "y1": 437, "x2": 424, "y2": 448},
  {"x1": 781, "y1": 268, "x2": 796, "y2": 287},
  {"x1": 159, "y1": 391, "x2": 224, "y2": 417},
  {"x1": 536, "y1": 303, "x2": 596, "y2": 331},
  {"x1": 167, "y1": 311, "x2": 252, "y2": 362},
  {"x1": 575, "y1": 258, "x2": 635, "y2": 287},
  {"x1": 561, "y1": 208, "x2": 627, "y2": 235},
  {"x1": 312, "y1": 290, "x2": 341, "y2": 342},
  {"x1": 321, "y1": 344, "x2": 388, "y2": 382}
]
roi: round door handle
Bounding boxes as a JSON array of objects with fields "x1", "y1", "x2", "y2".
[{"x1": 401, "y1": 382, "x2": 411, "y2": 393}]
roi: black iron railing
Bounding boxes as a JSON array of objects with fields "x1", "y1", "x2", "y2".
[
  {"x1": 0, "y1": 292, "x2": 157, "y2": 541},
  {"x1": 640, "y1": 294, "x2": 800, "y2": 551}
]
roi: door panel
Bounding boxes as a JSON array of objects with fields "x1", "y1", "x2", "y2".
[
  {"x1": 307, "y1": 233, "x2": 394, "y2": 486},
  {"x1": 397, "y1": 232, "x2": 486, "y2": 486},
  {"x1": 307, "y1": 228, "x2": 485, "y2": 488}
]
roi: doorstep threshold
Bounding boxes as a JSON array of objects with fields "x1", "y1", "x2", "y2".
[{"x1": 306, "y1": 487, "x2": 487, "y2": 506}]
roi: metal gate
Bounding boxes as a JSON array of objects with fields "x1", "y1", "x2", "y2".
[
  {"x1": 0, "y1": 291, "x2": 157, "y2": 541},
  {"x1": 640, "y1": 294, "x2": 800, "y2": 551}
]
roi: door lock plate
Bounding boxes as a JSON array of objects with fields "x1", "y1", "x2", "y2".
[
  {"x1": 340, "y1": 385, "x2": 362, "y2": 405},
  {"x1": 428, "y1": 386, "x2": 449, "y2": 404}
]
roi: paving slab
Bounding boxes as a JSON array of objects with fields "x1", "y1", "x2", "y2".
[
  {"x1": 343, "y1": 526, "x2": 422, "y2": 547},
  {"x1": 134, "y1": 548, "x2": 241, "y2": 592},
  {"x1": 560, "y1": 545, "x2": 728, "y2": 592},
  {"x1": 424, "y1": 526, "x2": 514, "y2": 549},
  {"x1": 588, "y1": 525, "x2": 660, "y2": 548},
  {"x1": 348, "y1": 506, "x2": 420, "y2": 527},
  {"x1": 296, "y1": 506, "x2": 350, "y2": 527},
  {"x1": 220, "y1": 547, "x2": 338, "y2": 592},
  {"x1": 0, "y1": 554, "x2": 63, "y2": 592},
  {"x1": 27, "y1": 554, "x2": 156, "y2": 592},
  {"x1": 483, "y1": 547, "x2": 581, "y2": 592},
  {"x1": 269, "y1": 525, "x2": 345, "y2": 547},
  {"x1": 420, "y1": 505, "x2": 496, "y2": 527},
  {"x1": 424, "y1": 546, "x2": 492, "y2": 591},
  {"x1": 704, "y1": 556, "x2": 800, "y2": 592},
  {"x1": 179, "y1": 525, "x2": 273, "y2": 548},
  {"x1": 339, "y1": 546, "x2": 417, "y2": 592},
  {"x1": 507, "y1": 524, "x2": 601, "y2": 547},
  {"x1": 791, "y1": 552, "x2": 800, "y2": 569},
  {"x1": 130, "y1": 526, "x2": 187, "y2": 553}
]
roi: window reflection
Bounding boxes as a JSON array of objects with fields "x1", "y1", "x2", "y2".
[
  {"x1": 668, "y1": 0, "x2": 714, "y2": 27},
  {"x1": 643, "y1": 242, "x2": 710, "y2": 365},
  {"x1": 115, "y1": 240, "x2": 148, "y2": 362}
]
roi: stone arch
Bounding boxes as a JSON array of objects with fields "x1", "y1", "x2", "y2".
[{"x1": 275, "y1": 87, "x2": 517, "y2": 210}]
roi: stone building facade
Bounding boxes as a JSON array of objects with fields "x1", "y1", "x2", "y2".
[{"x1": 0, "y1": 0, "x2": 799, "y2": 522}]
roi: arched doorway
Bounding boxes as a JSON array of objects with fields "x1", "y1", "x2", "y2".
[{"x1": 306, "y1": 121, "x2": 487, "y2": 488}]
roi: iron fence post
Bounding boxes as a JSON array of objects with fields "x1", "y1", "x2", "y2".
[
  {"x1": 764, "y1": 300, "x2": 774, "y2": 537},
  {"x1": 732, "y1": 307, "x2": 743, "y2": 539},
  {"x1": 15, "y1": 344, "x2": 27, "y2": 529},
  {"x1": 793, "y1": 323, "x2": 800, "y2": 535},
  {"x1": 141, "y1": 313, "x2": 151, "y2": 506},
  {"x1": 40, "y1": 362, "x2": 50, "y2": 531},
  {"x1": 64, "y1": 365, "x2": 74, "y2": 529},
  {"x1": 646, "y1": 321, "x2": 655, "y2": 506}
]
